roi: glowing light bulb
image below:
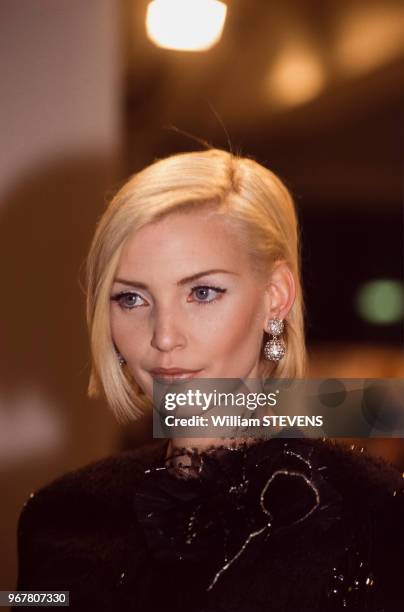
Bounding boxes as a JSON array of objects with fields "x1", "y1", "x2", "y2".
[{"x1": 146, "y1": 0, "x2": 227, "y2": 52}]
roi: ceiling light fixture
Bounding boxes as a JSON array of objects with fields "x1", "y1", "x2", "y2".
[{"x1": 146, "y1": 0, "x2": 227, "y2": 52}]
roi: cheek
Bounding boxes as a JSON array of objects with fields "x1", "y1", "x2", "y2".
[
  {"x1": 199, "y1": 293, "x2": 264, "y2": 350},
  {"x1": 110, "y1": 309, "x2": 124, "y2": 343},
  {"x1": 110, "y1": 309, "x2": 144, "y2": 353}
]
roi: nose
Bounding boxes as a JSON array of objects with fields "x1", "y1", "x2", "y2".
[{"x1": 150, "y1": 306, "x2": 187, "y2": 353}]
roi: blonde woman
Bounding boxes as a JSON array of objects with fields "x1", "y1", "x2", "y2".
[{"x1": 14, "y1": 150, "x2": 404, "y2": 611}]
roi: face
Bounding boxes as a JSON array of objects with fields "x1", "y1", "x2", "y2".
[{"x1": 110, "y1": 210, "x2": 276, "y2": 401}]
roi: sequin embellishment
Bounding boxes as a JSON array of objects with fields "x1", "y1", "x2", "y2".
[{"x1": 135, "y1": 438, "x2": 343, "y2": 595}]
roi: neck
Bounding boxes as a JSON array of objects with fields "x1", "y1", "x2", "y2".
[{"x1": 163, "y1": 371, "x2": 269, "y2": 459}]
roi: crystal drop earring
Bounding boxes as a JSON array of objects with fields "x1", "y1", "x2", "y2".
[
  {"x1": 264, "y1": 317, "x2": 286, "y2": 362},
  {"x1": 114, "y1": 346, "x2": 126, "y2": 367}
]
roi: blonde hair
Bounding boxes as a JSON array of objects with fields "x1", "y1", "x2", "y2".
[{"x1": 85, "y1": 149, "x2": 307, "y2": 422}]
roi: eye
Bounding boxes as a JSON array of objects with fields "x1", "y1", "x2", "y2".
[
  {"x1": 189, "y1": 285, "x2": 226, "y2": 305},
  {"x1": 110, "y1": 291, "x2": 146, "y2": 310}
]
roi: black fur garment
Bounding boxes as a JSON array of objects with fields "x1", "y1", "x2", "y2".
[{"x1": 14, "y1": 435, "x2": 404, "y2": 611}]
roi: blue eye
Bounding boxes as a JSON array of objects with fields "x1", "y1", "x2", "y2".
[
  {"x1": 189, "y1": 285, "x2": 226, "y2": 305},
  {"x1": 110, "y1": 285, "x2": 227, "y2": 310},
  {"x1": 110, "y1": 291, "x2": 145, "y2": 310}
]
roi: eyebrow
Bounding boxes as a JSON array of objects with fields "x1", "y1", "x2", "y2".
[{"x1": 113, "y1": 269, "x2": 238, "y2": 289}]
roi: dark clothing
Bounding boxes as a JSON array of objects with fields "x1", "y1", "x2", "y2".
[{"x1": 14, "y1": 436, "x2": 404, "y2": 611}]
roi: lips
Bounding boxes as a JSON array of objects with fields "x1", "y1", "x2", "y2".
[{"x1": 150, "y1": 367, "x2": 203, "y2": 380}]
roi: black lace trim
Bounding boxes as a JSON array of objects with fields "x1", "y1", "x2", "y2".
[{"x1": 163, "y1": 438, "x2": 266, "y2": 479}]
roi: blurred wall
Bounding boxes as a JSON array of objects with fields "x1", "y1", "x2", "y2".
[{"x1": 0, "y1": 0, "x2": 123, "y2": 591}]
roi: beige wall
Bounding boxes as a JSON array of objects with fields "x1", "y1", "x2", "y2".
[{"x1": 0, "y1": 0, "x2": 123, "y2": 591}]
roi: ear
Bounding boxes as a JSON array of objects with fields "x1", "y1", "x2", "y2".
[{"x1": 264, "y1": 261, "x2": 296, "y2": 321}]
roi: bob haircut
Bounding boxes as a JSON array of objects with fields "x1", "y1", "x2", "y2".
[{"x1": 85, "y1": 148, "x2": 306, "y2": 423}]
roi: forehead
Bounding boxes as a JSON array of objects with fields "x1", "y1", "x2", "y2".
[{"x1": 117, "y1": 211, "x2": 250, "y2": 274}]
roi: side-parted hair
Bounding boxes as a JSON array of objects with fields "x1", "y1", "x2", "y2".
[{"x1": 85, "y1": 149, "x2": 306, "y2": 423}]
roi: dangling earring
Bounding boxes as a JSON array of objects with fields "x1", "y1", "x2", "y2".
[
  {"x1": 114, "y1": 346, "x2": 126, "y2": 367},
  {"x1": 264, "y1": 318, "x2": 286, "y2": 362}
]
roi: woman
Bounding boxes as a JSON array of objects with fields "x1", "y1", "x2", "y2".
[{"x1": 14, "y1": 149, "x2": 404, "y2": 611}]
